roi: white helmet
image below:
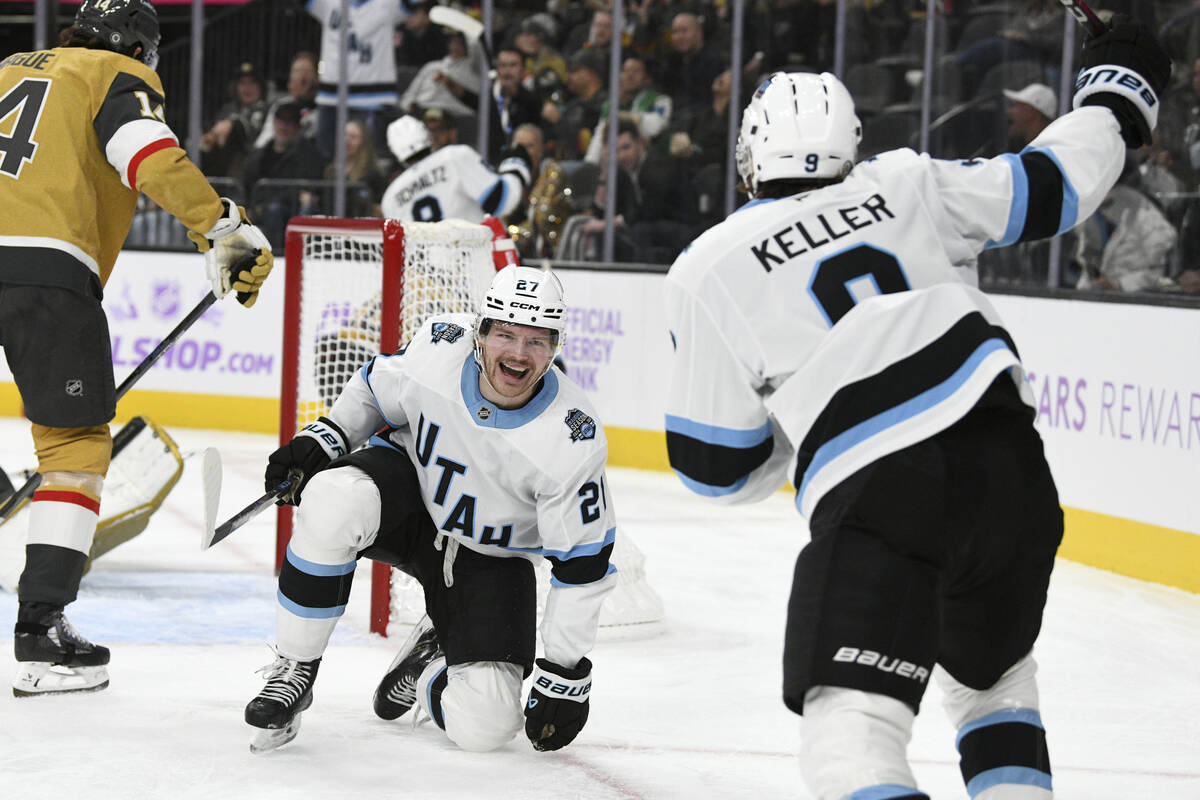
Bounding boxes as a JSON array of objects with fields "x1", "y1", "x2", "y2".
[
  {"x1": 475, "y1": 265, "x2": 566, "y2": 378},
  {"x1": 736, "y1": 71, "x2": 862, "y2": 196},
  {"x1": 387, "y1": 115, "x2": 432, "y2": 165}
]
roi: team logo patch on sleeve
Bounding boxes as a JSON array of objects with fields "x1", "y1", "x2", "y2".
[
  {"x1": 430, "y1": 322, "x2": 466, "y2": 344},
  {"x1": 564, "y1": 409, "x2": 596, "y2": 442}
]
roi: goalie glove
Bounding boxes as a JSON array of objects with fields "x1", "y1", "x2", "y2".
[
  {"x1": 1073, "y1": 16, "x2": 1171, "y2": 149},
  {"x1": 265, "y1": 417, "x2": 349, "y2": 505},
  {"x1": 524, "y1": 657, "x2": 592, "y2": 752},
  {"x1": 497, "y1": 143, "x2": 533, "y2": 189},
  {"x1": 187, "y1": 197, "x2": 275, "y2": 308}
]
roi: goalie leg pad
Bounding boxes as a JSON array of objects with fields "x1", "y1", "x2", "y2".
[{"x1": 436, "y1": 660, "x2": 525, "y2": 753}]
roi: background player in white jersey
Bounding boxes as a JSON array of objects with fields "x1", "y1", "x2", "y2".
[
  {"x1": 0, "y1": 0, "x2": 272, "y2": 696},
  {"x1": 663, "y1": 20, "x2": 1170, "y2": 800},
  {"x1": 380, "y1": 114, "x2": 531, "y2": 223},
  {"x1": 244, "y1": 266, "x2": 616, "y2": 755}
]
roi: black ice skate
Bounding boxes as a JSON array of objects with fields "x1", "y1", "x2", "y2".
[
  {"x1": 13, "y1": 607, "x2": 111, "y2": 697},
  {"x1": 245, "y1": 649, "x2": 321, "y2": 754},
  {"x1": 373, "y1": 615, "x2": 443, "y2": 721}
]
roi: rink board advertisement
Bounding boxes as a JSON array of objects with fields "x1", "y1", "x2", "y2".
[{"x1": 0, "y1": 253, "x2": 1194, "y2": 589}]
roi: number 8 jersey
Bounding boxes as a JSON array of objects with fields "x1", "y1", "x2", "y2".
[
  {"x1": 0, "y1": 47, "x2": 223, "y2": 293},
  {"x1": 663, "y1": 107, "x2": 1126, "y2": 518}
]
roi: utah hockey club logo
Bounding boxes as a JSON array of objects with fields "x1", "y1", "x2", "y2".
[
  {"x1": 564, "y1": 409, "x2": 596, "y2": 442},
  {"x1": 65, "y1": 379, "x2": 83, "y2": 397},
  {"x1": 430, "y1": 322, "x2": 465, "y2": 344}
]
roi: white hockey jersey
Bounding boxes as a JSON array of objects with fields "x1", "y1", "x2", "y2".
[
  {"x1": 307, "y1": 0, "x2": 412, "y2": 108},
  {"x1": 664, "y1": 106, "x2": 1126, "y2": 519},
  {"x1": 380, "y1": 144, "x2": 524, "y2": 223},
  {"x1": 326, "y1": 313, "x2": 616, "y2": 667}
]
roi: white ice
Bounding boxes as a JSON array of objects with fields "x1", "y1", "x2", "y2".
[{"x1": 0, "y1": 420, "x2": 1197, "y2": 799}]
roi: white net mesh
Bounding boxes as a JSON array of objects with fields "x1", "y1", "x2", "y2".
[{"x1": 287, "y1": 218, "x2": 663, "y2": 639}]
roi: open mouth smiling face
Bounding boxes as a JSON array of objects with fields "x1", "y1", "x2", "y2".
[{"x1": 479, "y1": 322, "x2": 556, "y2": 408}]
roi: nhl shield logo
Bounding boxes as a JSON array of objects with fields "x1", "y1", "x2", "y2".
[
  {"x1": 430, "y1": 322, "x2": 465, "y2": 344},
  {"x1": 65, "y1": 379, "x2": 83, "y2": 397},
  {"x1": 564, "y1": 409, "x2": 596, "y2": 442},
  {"x1": 477, "y1": 405, "x2": 492, "y2": 420}
]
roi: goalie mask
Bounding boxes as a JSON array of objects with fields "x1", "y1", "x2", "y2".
[
  {"x1": 75, "y1": 0, "x2": 161, "y2": 69},
  {"x1": 737, "y1": 71, "x2": 861, "y2": 196},
  {"x1": 387, "y1": 115, "x2": 433, "y2": 166},
  {"x1": 474, "y1": 265, "x2": 566, "y2": 380}
]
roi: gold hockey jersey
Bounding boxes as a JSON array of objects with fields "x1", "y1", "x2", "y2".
[{"x1": 0, "y1": 46, "x2": 223, "y2": 293}]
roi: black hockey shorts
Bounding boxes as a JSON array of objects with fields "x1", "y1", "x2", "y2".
[
  {"x1": 338, "y1": 444, "x2": 537, "y2": 676},
  {"x1": 0, "y1": 283, "x2": 115, "y2": 427},
  {"x1": 783, "y1": 384, "x2": 1063, "y2": 715}
]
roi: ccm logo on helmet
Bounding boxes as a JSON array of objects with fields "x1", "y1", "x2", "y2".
[
  {"x1": 1075, "y1": 66, "x2": 1158, "y2": 107},
  {"x1": 511, "y1": 301, "x2": 542, "y2": 310}
]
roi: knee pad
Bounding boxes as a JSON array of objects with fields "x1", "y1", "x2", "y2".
[
  {"x1": 799, "y1": 685, "x2": 925, "y2": 800},
  {"x1": 437, "y1": 661, "x2": 524, "y2": 753},
  {"x1": 32, "y1": 424, "x2": 112, "y2": 476},
  {"x1": 291, "y1": 466, "x2": 381, "y2": 563},
  {"x1": 939, "y1": 655, "x2": 1052, "y2": 798}
]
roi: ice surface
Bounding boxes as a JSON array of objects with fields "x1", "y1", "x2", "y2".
[{"x1": 0, "y1": 420, "x2": 1197, "y2": 799}]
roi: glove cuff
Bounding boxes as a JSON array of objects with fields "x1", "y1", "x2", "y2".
[
  {"x1": 499, "y1": 156, "x2": 531, "y2": 188},
  {"x1": 203, "y1": 197, "x2": 244, "y2": 241},
  {"x1": 532, "y1": 657, "x2": 592, "y2": 702},
  {"x1": 298, "y1": 416, "x2": 350, "y2": 461},
  {"x1": 1073, "y1": 64, "x2": 1159, "y2": 131}
]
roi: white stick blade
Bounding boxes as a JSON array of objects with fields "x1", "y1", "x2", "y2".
[
  {"x1": 429, "y1": 5, "x2": 485, "y2": 40},
  {"x1": 200, "y1": 448, "x2": 223, "y2": 550}
]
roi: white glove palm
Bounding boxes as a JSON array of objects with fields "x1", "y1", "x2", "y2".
[{"x1": 189, "y1": 198, "x2": 275, "y2": 308}]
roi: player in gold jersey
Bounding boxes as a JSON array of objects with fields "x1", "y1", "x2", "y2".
[{"x1": 0, "y1": 0, "x2": 275, "y2": 696}]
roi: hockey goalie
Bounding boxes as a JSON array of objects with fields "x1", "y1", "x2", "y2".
[{"x1": 0, "y1": 416, "x2": 184, "y2": 695}]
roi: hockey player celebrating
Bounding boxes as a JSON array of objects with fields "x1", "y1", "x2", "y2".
[
  {"x1": 663, "y1": 20, "x2": 1169, "y2": 800},
  {"x1": 0, "y1": 0, "x2": 273, "y2": 696},
  {"x1": 246, "y1": 265, "x2": 615, "y2": 754},
  {"x1": 380, "y1": 114, "x2": 532, "y2": 223}
]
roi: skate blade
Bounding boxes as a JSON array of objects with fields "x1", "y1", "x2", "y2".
[
  {"x1": 249, "y1": 714, "x2": 303, "y2": 754},
  {"x1": 13, "y1": 663, "x2": 109, "y2": 697}
]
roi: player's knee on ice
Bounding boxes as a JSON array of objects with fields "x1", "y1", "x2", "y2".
[
  {"x1": 434, "y1": 661, "x2": 525, "y2": 752},
  {"x1": 292, "y1": 466, "x2": 382, "y2": 560}
]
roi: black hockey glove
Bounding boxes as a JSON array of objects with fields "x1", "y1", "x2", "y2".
[
  {"x1": 265, "y1": 417, "x2": 349, "y2": 505},
  {"x1": 1074, "y1": 16, "x2": 1171, "y2": 148},
  {"x1": 497, "y1": 143, "x2": 534, "y2": 188},
  {"x1": 524, "y1": 657, "x2": 592, "y2": 751}
]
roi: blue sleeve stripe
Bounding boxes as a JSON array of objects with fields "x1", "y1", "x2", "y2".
[
  {"x1": 1022, "y1": 145, "x2": 1078, "y2": 234},
  {"x1": 550, "y1": 563, "x2": 618, "y2": 587},
  {"x1": 986, "y1": 153, "x2": 1027, "y2": 250},
  {"x1": 286, "y1": 544, "x2": 356, "y2": 577},
  {"x1": 966, "y1": 767, "x2": 1053, "y2": 797},
  {"x1": 664, "y1": 414, "x2": 773, "y2": 449},
  {"x1": 540, "y1": 527, "x2": 617, "y2": 560},
  {"x1": 673, "y1": 468, "x2": 749, "y2": 498},
  {"x1": 277, "y1": 590, "x2": 347, "y2": 619},
  {"x1": 479, "y1": 179, "x2": 507, "y2": 215},
  {"x1": 956, "y1": 707, "x2": 1044, "y2": 749}
]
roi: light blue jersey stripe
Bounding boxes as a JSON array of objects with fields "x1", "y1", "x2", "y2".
[
  {"x1": 673, "y1": 468, "x2": 749, "y2": 498},
  {"x1": 286, "y1": 544, "x2": 356, "y2": 577},
  {"x1": 664, "y1": 414, "x2": 773, "y2": 449},
  {"x1": 985, "y1": 153, "x2": 1027, "y2": 249},
  {"x1": 967, "y1": 766, "x2": 1052, "y2": 797},
  {"x1": 846, "y1": 784, "x2": 926, "y2": 799}
]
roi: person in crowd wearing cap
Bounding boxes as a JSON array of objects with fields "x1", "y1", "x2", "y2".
[
  {"x1": 242, "y1": 100, "x2": 328, "y2": 246},
  {"x1": 1004, "y1": 82, "x2": 1057, "y2": 150},
  {"x1": 255, "y1": 51, "x2": 320, "y2": 150},
  {"x1": 398, "y1": 28, "x2": 483, "y2": 123},
  {"x1": 514, "y1": 17, "x2": 568, "y2": 106},
  {"x1": 543, "y1": 48, "x2": 608, "y2": 161},
  {"x1": 200, "y1": 61, "x2": 273, "y2": 179}
]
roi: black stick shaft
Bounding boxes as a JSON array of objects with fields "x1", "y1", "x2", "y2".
[
  {"x1": 206, "y1": 480, "x2": 291, "y2": 549},
  {"x1": 1058, "y1": 0, "x2": 1107, "y2": 37}
]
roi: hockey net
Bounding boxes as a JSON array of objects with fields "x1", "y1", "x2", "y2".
[{"x1": 277, "y1": 217, "x2": 663, "y2": 638}]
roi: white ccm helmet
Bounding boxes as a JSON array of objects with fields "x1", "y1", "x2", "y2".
[
  {"x1": 736, "y1": 71, "x2": 862, "y2": 196},
  {"x1": 474, "y1": 265, "x2": 567, "y2": 370},
  {"x1": 387, "y1": 115, "x2": 433, "y2": 165}
]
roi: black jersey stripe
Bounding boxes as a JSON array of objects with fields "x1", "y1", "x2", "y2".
[
  {"x1": 1017, "y1": 151, "x2": 1066, "y2": 243},
  {"x1": 666, "y1": 430, "x2": 774, "y2": 495},
  {"x1": 958, "y1": 720, "x2": 1051, "y2": 787},
  {"x1": 547, "y1": 543, "x2": 614, "y2": 585},
  {"x1": 793, "y1": 312, "x2": 1018, "y2": 487},
  {"x1": 93, "y1": 71, "x2": 164, "y2": 151}
]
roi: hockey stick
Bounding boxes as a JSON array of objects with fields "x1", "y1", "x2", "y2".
[
  {"x1": 0, "y1": 290, "x2": 220, "y2": 523},
  {"x1": 1056, "y1": 0, "x2": 1107, "y2": 37},
  {"x1": 200, "y1": 447, "x2": 222, "y2": 549},
  {"x1": 429, "y1": 4, "x2": 507, "y2": 154},
  {"x1": 203, "y1": 478, "x2": 292, "y2": 550}
]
